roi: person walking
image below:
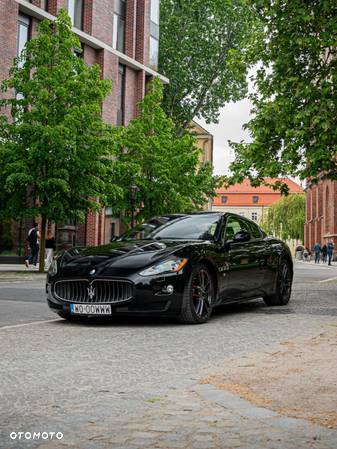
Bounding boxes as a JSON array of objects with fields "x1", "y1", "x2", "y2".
[
  {"x1": 45, "y1": 231, "x2": 56, "y2": 271},
  {"x1": 313, "y1": 242, "x2": 321, "y2": 264},
  {"x1": 327, "y1": 241, "x2": 334, "y2": 266},
  {"x1": 321, "y1": 244, "x2": 328, "y2": 263},
  {"x1": 303, "y1": 248, "x2": 309, "y2": 261},
  {"x1": 25, "y1": 223, "x2": 40, "y2": 268}
]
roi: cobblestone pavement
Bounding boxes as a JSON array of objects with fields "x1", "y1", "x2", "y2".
[{"x1": 1, "y1": 270, "x2": 337, "y2": 448}]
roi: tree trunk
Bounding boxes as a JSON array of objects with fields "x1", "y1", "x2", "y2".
[{"x1": 39, "y1": 215, "x2": 47, "y2": 273}]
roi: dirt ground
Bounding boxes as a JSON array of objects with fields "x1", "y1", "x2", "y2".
[{"x1": 202, "y1": 326, "x2": 337, "y2": 429}]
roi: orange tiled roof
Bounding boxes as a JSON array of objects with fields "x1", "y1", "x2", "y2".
[{"x1": 213, "y1": 178, "x2": 303, "y2": 207}]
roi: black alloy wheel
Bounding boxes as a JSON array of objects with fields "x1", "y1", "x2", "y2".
[
  {"x1": 264, "y1": 259, "x2": 292, "y2": 306},
  {"x1": 178, "y1": 264, "x2": 214, "y2": 324}
]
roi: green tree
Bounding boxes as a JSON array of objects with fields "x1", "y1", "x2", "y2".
[
  {"x1": 110, "y1": 78, "x2": 219, "y2": 222},
  {"x1": 260, "y1": 194, "x2": 305, "y2": 242},
  {"x1": 159, "y1": 0, "x2": 258, "y2": 130},
  {"x1": 230, "y1": 1, "x2": 337, "y2": 189},
  {"x1": 0, "y1": 10, "x2": 118, "y2": 271}
]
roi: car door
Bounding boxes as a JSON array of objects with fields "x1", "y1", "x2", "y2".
[{"x1": 221, "y1": 216, "x2": 265, "y2": 299}]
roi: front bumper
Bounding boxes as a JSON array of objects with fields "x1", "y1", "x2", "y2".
[{"x1": 46, "y1": 273, "x2": 187, "y2": 317}]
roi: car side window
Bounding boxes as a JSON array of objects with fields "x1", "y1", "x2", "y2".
[
  {"x1": 247, "y1": 221, "x2": 262, "y2": 239},
  {"x1": 223, "y1": 216, "x2": 250, "y2": 242}
]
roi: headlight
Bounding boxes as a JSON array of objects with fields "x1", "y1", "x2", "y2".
[
  {"x1": 48, "y1": 258, "x2": 58, "y2": 276},
  {"x1": 139, "y1": 258, "x2": 188, "y2": 276}
]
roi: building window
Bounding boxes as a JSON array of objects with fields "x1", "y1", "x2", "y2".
[
  {"x1": 117, "y1": 64, "x2": 125, "y2": 125},
  {"x1": 221, "y1": 196, "x2": 228, "y2": 204},
  {"x1": 41, "y1": 0, "x2": 49, "y2": 11},
  {"x1": 151, "y1": 0, "x2": 160, "y2": 24},
  {"x1": 17, "y1": 15, "x2": 30, "y2": 61},
  {"x1": 68, "y1": 0, "x2": 83, "y2": 30},
  {"x1": 149, "y1": 0, "x2": 160, "y2": 69},
  {"x1": 252, "y1": 212, "x2": 258, "y2": 221},
  {"x1": 113, "y1": 0, "x2": 126, "y2": 53},
  {"x1": 252, "y1": 195, "x2": 259, "y2": 204}
]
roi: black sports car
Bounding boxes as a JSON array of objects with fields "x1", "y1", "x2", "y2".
[{"x1": 46, "y1": 212, "x2": 293, "y2": 324}]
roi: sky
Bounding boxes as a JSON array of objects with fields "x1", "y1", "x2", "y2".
[{"x1": 199, "y1": 98, "x2": 252, "y2": 176}]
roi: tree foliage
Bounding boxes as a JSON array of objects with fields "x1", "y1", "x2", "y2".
[
  {"x1": 260, "y1": 194, "x2": 305, "y2": 242},
  {"x1": 0, "y1": 10, "x2": 118, "y2": 270},
  {"x1": 159, "y1": 0, "x2": 258, "y2": 130},
  {"x1": 230, "y1": 1, "x2": 337, "y2": 188},
  {"x1": 110, "y1": 78, "x2": 219, "y2": 222}
]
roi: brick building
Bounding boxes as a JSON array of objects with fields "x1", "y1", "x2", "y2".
[
  {"x1": 212, "y1": 178, "x2": 303, "y2": 223},
  {"x1": 304, "y1": 179, "x2": 337, "y2": 251},
  {"x1": 0, "y1": 0, "x2": 167, "y2": 252}
]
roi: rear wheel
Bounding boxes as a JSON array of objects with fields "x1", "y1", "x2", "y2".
[
  {"x1": 178, "y1": 264, "x2": 214, "y2": 324},
  {"x1": 263, "y1": 259, "x2": 292, "y2": 306}
]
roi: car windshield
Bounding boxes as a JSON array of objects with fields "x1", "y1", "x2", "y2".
[
  {"x1": 122, "y1": 214, "x2": 222, "y2": 241},
  {"x1": 119, "y1": 216, "x2": 184, "y2": 241}
]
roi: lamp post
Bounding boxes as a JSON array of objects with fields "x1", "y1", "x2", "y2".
[{"x1": 129, "y1": 184, "x2": 138, "y2": 228}]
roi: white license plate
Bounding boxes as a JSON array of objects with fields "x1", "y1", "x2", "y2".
[{"x1": 70, "y1": 303, "x2": 112, "y2": 315}]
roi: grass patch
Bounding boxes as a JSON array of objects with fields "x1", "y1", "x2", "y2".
[{"x1": 146, "y1": 397, "x2": 161, "y2": 404}]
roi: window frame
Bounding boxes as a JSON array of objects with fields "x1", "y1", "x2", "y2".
[
  {"x1": 113, "y1": 0, "x2": 126, "y2": 53},
  {"x1": 149, "y1": 0, "x2": 160, "y2": 69},
  {"x1": 117, "y1": 64, "x2": 126, "y2": 126},
  {"x1": 68, "y1": 0, "x2": 84, "y2": 30},
  {"x1": 17, "y1": 14, "x2": 30, "y2": 60}
]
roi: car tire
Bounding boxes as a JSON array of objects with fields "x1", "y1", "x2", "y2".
[
  {"x1": 263, "y1": 259, "x2": 292, "y2": 306},
  {"x1": 178, "y1": 263, "x2": 214, "y2": 324}
]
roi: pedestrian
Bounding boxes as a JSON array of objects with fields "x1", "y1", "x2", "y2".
[
  {"x1": 25, "y1": 222, "x2": 40, "y2": 268},
  {"x1": 321, "y1": 244, "x2": 328, "y2": 263},
  {"x1": 45, "y1": 231, "x2": 56, "y2": 271},
  {"x1": 303, "y1": 248, "x2": 309, "y2": 261},
  {"x1": 307, "y1": 248, "x2": 312, "y2": 261},
  {"x1": 327, "y1": 241, "x2": 334, "y2": 266},
  {"x1": 313, "y1": 242, "x2": 321, "y2": 264}
]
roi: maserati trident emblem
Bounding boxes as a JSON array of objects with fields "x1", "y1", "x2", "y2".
[{"x1": 87, "y1": 284, "x2": 95, "y2": 300}]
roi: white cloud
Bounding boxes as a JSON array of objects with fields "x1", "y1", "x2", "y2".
[{"x1": 199, "y1": 98, "x2": 252, "y2": 175}]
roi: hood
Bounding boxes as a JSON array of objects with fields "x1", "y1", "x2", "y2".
[{"x1": 57, "y1": 239, "x2": 198, "y2": 277}]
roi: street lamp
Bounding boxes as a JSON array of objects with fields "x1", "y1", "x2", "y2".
[{"x1": 129, "y1": 184, "x2": 139, "y2": 228}]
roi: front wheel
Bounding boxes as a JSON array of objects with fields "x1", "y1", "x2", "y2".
[
  {"x1": 178, "y1": 264, "x2": 214, "y2": 324},
  {"x1": 263, "y1": 259, "x2": 292, "y2": 306}
]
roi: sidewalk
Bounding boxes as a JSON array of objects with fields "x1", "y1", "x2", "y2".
[
  {"x1": 295, "y1": 259, "x2": 337, "y2": 268},
  {"x1": 0, "y1": 263, "x2": 41, "y2": 272},
  {"x1": 0, "y1": 264, "x2": 46, "y2": 281}
]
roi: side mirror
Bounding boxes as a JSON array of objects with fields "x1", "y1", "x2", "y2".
[{"x1": 233, "y1": 230, "x2": 250, "y2": 243}]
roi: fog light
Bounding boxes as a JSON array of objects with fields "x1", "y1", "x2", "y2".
[{"x1": 162, "y1": 285, "x2": 174, "y2": 294}]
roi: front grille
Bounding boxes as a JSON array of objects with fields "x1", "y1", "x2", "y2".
[{"x1": 53, "y1": 279, "x2": 134, "y2": 304}]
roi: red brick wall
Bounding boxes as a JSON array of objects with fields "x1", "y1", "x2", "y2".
[
  {"x1": 83, "y1": 0, "x2": 93, "y2": 34},
  {"x1": 99, "y1": 49, "x2": 119, "y2": 125},
  {"x1": 305, "y1": 179, "x2": 337, "y2": 250},
  {"x1": 124, "y1": 66, "x2": 137, "y2": 124},
  {"x1": 0, "y1": 0, "x2": 18, "y2": 106},
  {"x1": 92, "y1": 0, "x2": 113, "y2": 45},
  {"x1": 133, "y1": 0, "x2": 152, "y2": 67},
  {"x1": 86, "y1": 212, "x2": 99, "y2": 246},
  {"x1": 125, "y1": 0, "x2": 137, "y2": 59}
]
